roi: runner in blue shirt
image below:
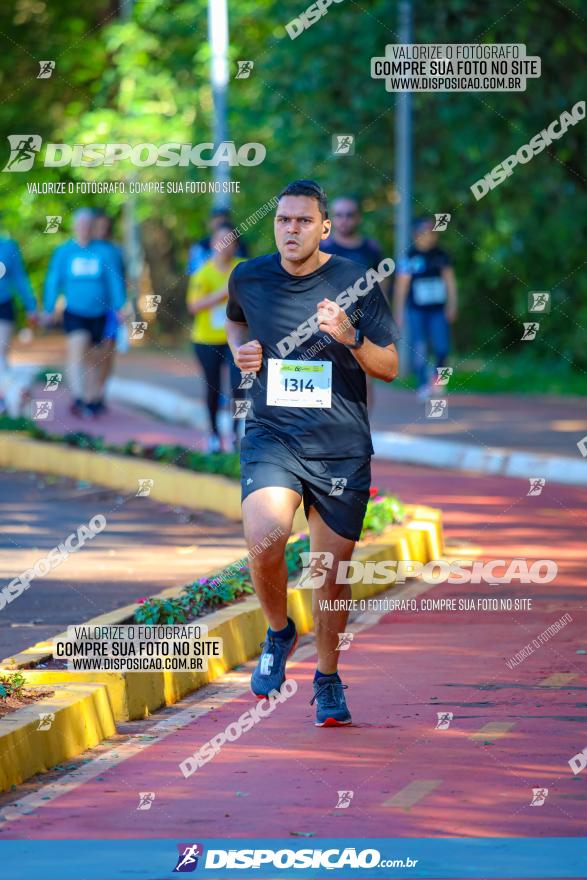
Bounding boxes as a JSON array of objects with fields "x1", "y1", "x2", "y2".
[
  {"x1": 0, "y1": 236, "x2": 37, "y2": 398},
  {"x1": 43, "y1": 208, "x2": 125, "y2": 417}
]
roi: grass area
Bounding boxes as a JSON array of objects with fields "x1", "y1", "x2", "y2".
[{"x1": 389, "y1": 356, "x2": 587, "y2": 396}]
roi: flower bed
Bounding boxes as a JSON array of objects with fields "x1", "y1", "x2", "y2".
[
  {"x1": 0, "y1": 671, "x2": 54, "y2": 720},
  {"x1": 134, "y1": 486, "x2": 405, "y2": 626},
  {"x1": 0, "y1": 414, "x2": 240, "y2": 479}
]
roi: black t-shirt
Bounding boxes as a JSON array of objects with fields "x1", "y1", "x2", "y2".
[
  {"x1": 398, "y1": 246, "x2": 451, "y2": 308},
  {"x1": 320, "y1": 236, "x2": 383, "y2": 270},
  {"x1": 227, "y1": 252, "x2": 399, "y2": 458}
]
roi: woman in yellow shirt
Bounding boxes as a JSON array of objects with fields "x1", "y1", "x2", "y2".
[{"x1": 187, "y1": 224, "x2": 244, "y2": 452}]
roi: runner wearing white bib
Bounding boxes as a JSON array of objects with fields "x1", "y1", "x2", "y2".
[{"x1": 226, "y1": 180, "x2": 399, "y2": 725}]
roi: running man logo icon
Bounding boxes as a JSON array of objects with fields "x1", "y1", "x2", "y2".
[
  {"x1": 130, "y1": 321, "x2": 148, "y2": 340},
  {"x1": 297, "y1": 551, "x2": 334, "y2": 590},
  {"x1": 528, "y1": 291, "x2": 550, "y2": 313},
  {"x1": 436, "y1": 711, "x2": 453, "y2": 730},
  {"x1": 527, "y1": 478, "x2": 546, "y2": 496},
  {"x1": 530, "y1": 788, "x2": 548, "y2": 806},
  {"x1": 336, "y1": 632, "x2": 354, "y2": 652},
  {"x1": 137, "y1": 792, "x2": 155, "y2": 811},
  {"x1": 235, "y1": 60, "x2": 254, "y2": 79},
  {"x1": 259, "y1": 653, "x2": 274, "y2": 675},
  {"x1": 332, "y1": 134, "x2": 355, "y2": 155},
  {"x1": 37, "y1": 61, "x2": 56, "y2": 79},
  {"x1": 329, "y1": 477, "x2": 347, "y2": 496},
  {"x1": 44, "y1": 215, "x2": 62, "y2": 233},
  {"x1": 44, "y1": 372, "x2": 62, "y2": 391},
  {"x1": 136, "y1": 479, "x2": 154, "y2": 497},
  {"x1": 521, "y1": 322, "x2": 539, "y2": 341},
  {"x1": 233, "y1": 399, "x2": 252, "y2": 419},
  {"x1": 173, "y1": 843, "x2": 204, "y2": 873},
  {"x1": 238, "y1": 371, "x2": 256, "y2": 390},
  {"x1": 426, "y1": 399, "x2": 448, "y2": 419},
  {"x1": 433, "y1": 213, "x2": 451, "y2": 231},
  {"x1": 577, "y1": 436, "x2": 587, "y2": 458},
  {"x1": 32, "y1": 400, "x2": 53, "y2": 420},
  {"x1": 335, "y1": 790, "x2": 354, "y2": 809},
  {"x1": 435, "y1": 366, "x2": 453, "y2": 385},
  {"x1": 3, "y1": 134, "x2": 42, "y2": 172},
  {"x1": 144, "y1": 294, "x2": 161, "y2": 313},
  {"x1": 37, "y1": 712, "x2": 55, "y2": 731}
]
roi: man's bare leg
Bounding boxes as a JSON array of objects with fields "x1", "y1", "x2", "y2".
[
  {"x1": 308, "y1": 507, "x2": 356, "y2": 675},
  {"x1": 242, "y1": 486, "x2": 301, "y2": 631}
]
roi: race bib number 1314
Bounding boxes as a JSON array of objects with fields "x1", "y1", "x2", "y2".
[{"x1": 266, "y1": 358, "x2": 332, "y2": 408}]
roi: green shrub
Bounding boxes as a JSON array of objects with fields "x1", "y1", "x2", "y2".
[{"x1": 0, "y1": 671, "x2": 26, "y2": 700}]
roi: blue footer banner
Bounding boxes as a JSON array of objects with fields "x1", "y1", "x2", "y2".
[{"x1": 0, "y1": 837, "x2": 586, "y2": 879}]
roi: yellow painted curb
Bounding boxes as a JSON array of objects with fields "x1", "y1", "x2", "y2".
[
  {"x1": 0, "y1": 432, "x2": 243, "y2": 519},
  {"x1": 1, "y1": 516, "x2": 442, "y2": 722},
  {"x1": 0, "y1": 682, "x2": 116, "y2": 792}
]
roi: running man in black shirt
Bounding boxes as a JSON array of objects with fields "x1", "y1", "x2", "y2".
[
  {"x1": 393, "y1": 216, "x2": 458, "y2": 399},
  {"x1": 226, "y1": 180, "x2": 399, "y2": 725}
]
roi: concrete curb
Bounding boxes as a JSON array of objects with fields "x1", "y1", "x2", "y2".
[
  {"x1": 0, "y1": 431, "x2": 307, "y2": 529},
  {"x1": 1, "y1": 512, "x2": 443, "y2": 723},
  {"x1": 372, "y1": 431, "x2": 587, "y2": 486},
  {"x1": 108, "y1": 377, "x2": 587, "y2": 486},
  {"x1": 0, "y1": 682, "x2": 116, "y2": 792}
]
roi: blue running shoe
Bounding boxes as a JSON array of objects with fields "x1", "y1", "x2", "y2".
[
  {"x1": 311, "y1": 676, "x2": 352, "y2": 727},
  {"x1": 250, "y1": 620, "x2": 298, "y2": 698}
]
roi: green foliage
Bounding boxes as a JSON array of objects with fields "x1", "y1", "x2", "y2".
[
  {"x1": 0, "y1": 671, "x2": 26, "y2": 700},
  {"x1": 1, "y1": 1, "x2": 584, "y2": 366},
  {"x1": 363, "y1": 493, "x2": 406, "y2": 535}
]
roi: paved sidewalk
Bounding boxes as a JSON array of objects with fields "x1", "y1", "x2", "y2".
[
  {"x1": 0, "y1": 471, "x2": 247, "y2": 659},
  {"x1": 0, "y1": 466, "x2": 585, "y2": 842}
]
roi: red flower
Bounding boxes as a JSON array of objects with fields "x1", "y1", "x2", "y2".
[
  {"x1": 136, "y1": 597, "x2": 148, "y2": 604},
  {"x1": 369, "y1": 486, "x2": 379, "y2": 498}
]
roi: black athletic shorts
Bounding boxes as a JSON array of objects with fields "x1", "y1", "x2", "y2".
[
  {"x1": 0, "y1": 299, "x2": 14, "y2": 322},
  {"x1": 240, "y1": 425, "x2": 371, "y2": 542},
  {"x1": 63, "y1": 309, "x2": 107, "y2": 346}
]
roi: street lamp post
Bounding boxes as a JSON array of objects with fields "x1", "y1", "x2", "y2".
[
  {"x1": 395, "y1": 0, "x2": 413, "y2": 376},
  {"x1": 208, "y1": 0, "x2": 231, "y2": 212}
]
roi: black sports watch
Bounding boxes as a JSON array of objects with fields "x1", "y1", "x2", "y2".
[{"x1": 344, "y1": 328, "x2": 364, "y2": 350}]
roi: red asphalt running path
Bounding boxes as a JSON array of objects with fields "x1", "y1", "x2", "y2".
[{"x1": 1, "y1": 465, "x2": 585, "y2": 841}]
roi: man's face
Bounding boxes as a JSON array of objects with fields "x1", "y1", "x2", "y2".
[
  {"x1": 413, "y1": 222, "x2": 437, "y2": 251},
  {"x1": 211, "y1": 227, "x2": 238, "y2": 260},
  {"x1": 274, "y1": 195, "x2": 330, "y2": 263},
  {"x1": 74, "y1": 215, "x2": 93, "y2": 244},
  {"x1": 210, "y1": 213, "x2": 230, "y2": 232},
  {"x1": 331, "y1": 198, "x2": 360, "y2": 237},
  {"x1": 92, "y1": 216, "x2": 110, "y2": 240}
]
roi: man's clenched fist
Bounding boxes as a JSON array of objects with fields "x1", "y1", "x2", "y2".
[{"x1": 235, "y1": 339, "x2": 263, "y2": 372}]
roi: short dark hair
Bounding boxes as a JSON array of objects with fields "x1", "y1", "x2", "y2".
[
  {"x1": 412, "y1": 215, "x2": 435, "y2": 232},
  {"x1": 332, "y1": 194, "x2": 361, "y2": 210},
  {"x1": 277, "y1": 179, "x2": 328, "y2": 219}
]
